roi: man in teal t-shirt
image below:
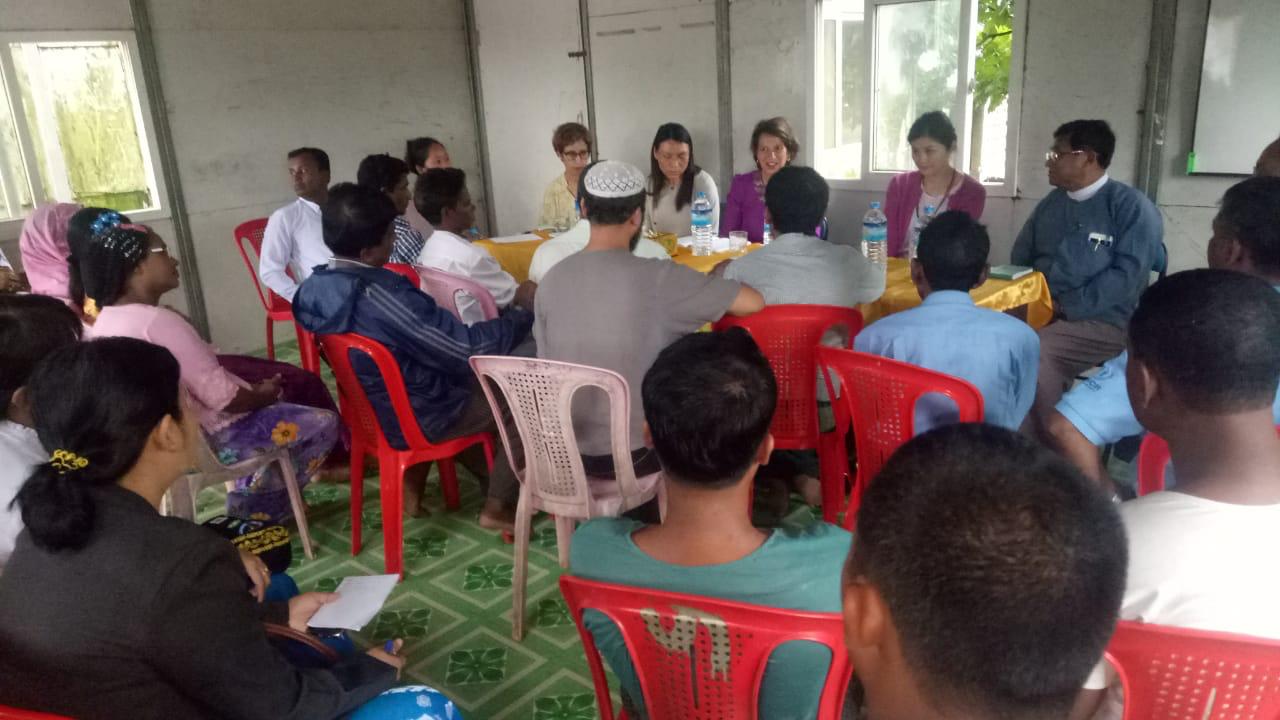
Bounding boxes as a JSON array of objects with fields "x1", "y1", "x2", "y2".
[{"x1": 569, "y1": 328, "x2": 851, "y2": 720}]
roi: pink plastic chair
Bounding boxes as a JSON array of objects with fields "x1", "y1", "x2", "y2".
[
  {"x1": 560, "y1": 575, "x2": 852, "y2": 720},
  {"x1": 1106, "y1": 620, "x2": 1280, "y2": 719},
  {"x1": 469, "y1": 356, "x2": 667, "y2": 640},
  {"x1": 816, "y1": 347, "x2": 984, "y2": 529},
  {"x1": 714, "y1": 305, "x2": 863, "y2": 523},
  {"x1": 416, "y1": 265, "x2": 499, "y2": 323}
]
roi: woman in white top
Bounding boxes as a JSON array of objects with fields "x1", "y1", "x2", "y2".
[{"x1": 644, "y1": 122, "x2": 719, "y2": 237}]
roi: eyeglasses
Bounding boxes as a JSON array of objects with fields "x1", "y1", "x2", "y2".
[
  {"x1": 561, "y1": 150, "x2": 590, "y2": 161},
  {"x1": 1045, "y1": 149, "x2": 1086, "y2": 163}
]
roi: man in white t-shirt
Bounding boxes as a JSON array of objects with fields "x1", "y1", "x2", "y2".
[
  {"x1": 0, "y1": 295, "x2": 84, "y2": 574},
  {"x1": 415, "y1": 168, "x2": 536, "y2": 325},
  {"x1": 258, "y1": 147, "x2": 332, "y2": 302},
  {"x1": 1071, "y1": 269, "x2": 1280, "y2": 720}
]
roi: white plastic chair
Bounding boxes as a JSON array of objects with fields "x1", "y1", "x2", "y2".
[
  {"x1": 469, "y1": 356, "x2": 667, "y2": 640},
  {"x1": 161, "y1": 432, "x2": 315, "y2": 560},
  {"x1": 415, "y1": 265, "x2": 499, "y2": 324}
]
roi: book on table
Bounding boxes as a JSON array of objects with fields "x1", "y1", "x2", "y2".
[{"x1": 989, "y1": 264, "x2": 1032, "y2": 281}]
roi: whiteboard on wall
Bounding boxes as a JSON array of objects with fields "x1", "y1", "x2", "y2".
[{"x1": 1191, "y1": 0, "x2": 1280, "y2": 175}]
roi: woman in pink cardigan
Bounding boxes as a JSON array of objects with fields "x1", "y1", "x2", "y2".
[{"x1": 884, "y1": 111, "x2": 986, "y2": 257}]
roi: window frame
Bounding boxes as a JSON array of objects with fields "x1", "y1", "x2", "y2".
[
  {"x1": 0, "y1": 30, "x2": 168, "y2": 240},
  {"x1": 807, "y1": 0, "x2": 1027, "y2": 198}
]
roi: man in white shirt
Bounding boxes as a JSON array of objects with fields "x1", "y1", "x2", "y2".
[
  {"x1": 528, "y1": 161, "x2": 670, "y2": 284},
  {"x1": 1071, "y1": 270, "x2": 1280, "y2": 720},
  {"x1": 415, "y1": 168, "x2": 535, "y2": 324},
  {"x1": 258, "y1": 147, "x2": 332, "y2": 302},
  {"x1": 0, "y1": 295, "x2": 83, "y2": 574}
]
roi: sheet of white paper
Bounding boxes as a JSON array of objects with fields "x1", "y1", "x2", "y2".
[
  {"x1": 307, "y1": 574, "x2": 399, "y2": 631},
  {"x1": 711, "y1": 236, "x2": 731, "y2": 253},
  {"x1": 487, "y1": 233, "x2": 542, "y2": 244}
]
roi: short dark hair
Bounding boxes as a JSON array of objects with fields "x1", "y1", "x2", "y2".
[
  {"x1": 916, "y1": 210, "x2": 990, "y2": 291},
  {"x1": 764, "y1": 166, "x2": 828, "y2": 236},
  {"x1": 579, "y1": 162, "x2": 645, "y2": 226},
  {"x1": 0, "y1": 294, "x2": 83, "y2": 412},
  {"x1": 552, "y1": 122, "x2": 592, "y2": 154},
  {"x1": 750, "y1": 117, "x2": 800, "y2": 162},
  {"x1": 287, "y1": 146, "x2": 330, "y2": 173},
  {"x1": 848, "y1": 424, "x2": 1127, "y2": 720},
  {"x1": 414, "y1": 167, "x2": 467, "y2": 225},
  {"x1": 404, "y1": 136, "x2": 443, "y2": 170},
  {"x1": 14, "y1": 337, "x2": 183, "y2": 552},
  {"x1": 641, "y1": 329, "x2": 777, "y2": 488},
  {"x1": 1054, "y1": 119, "x2": 1116, "y2": 169},
  {"x1": 66, "y1": 207, "x2": 131, "y2": 309},
  {"x1": 1218, "y1": 176, "x2": 1280, "y2": 276},
  {"x1": 356, "y1": 153, "x2": 410, "y2": 193},
  {"x1": 322, "y1": 182, "x2": 398, "y2": 258},
  {"x1": 1129, "y1": 269, "x2": 1280, "y2": 414},
  {"x1": 907, "y1": 111, "x2": 958, "y2": 151}
]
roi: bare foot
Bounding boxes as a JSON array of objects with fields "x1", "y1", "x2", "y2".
[
  {"x1": 793, "y1": 474, "x2": 823, "y2": 507},
  {"x1": 478, "y1": 499, "x2": 515, "y2": 533}
]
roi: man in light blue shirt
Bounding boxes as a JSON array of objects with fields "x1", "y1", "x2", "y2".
[
  {"x1": 856, "y1": 210, "x2": 1040, "y2": 431},
  {"x1": 1045, "y1": 175, "x2": 1280, "y2": 488}
]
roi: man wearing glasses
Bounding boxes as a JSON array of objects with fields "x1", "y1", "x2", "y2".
[{"x1": 1012, "y1": 119, "x2": 1163, "y2": 439}]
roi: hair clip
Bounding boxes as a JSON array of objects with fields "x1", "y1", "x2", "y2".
[
  {"x1": 90, "y1": 211, "x2": 125, "y2": 237},
  {"x1": 50, "y1": 449, "x2": 90, "y2": 474}
]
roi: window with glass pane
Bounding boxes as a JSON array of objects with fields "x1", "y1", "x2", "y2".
[
  {"x1": 872, "y1": 0, "x2": 959, "y2": 173},
  {"x1": 816, "y1": 0, "x2": 865, "y2": 180},
  {"x1": 2, "y1": 40, "x2": 159, "y2": 216}
]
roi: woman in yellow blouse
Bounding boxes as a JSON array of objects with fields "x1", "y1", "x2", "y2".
[{"x1": 538, "y1": 122, "x2": 592, "y2": 231}]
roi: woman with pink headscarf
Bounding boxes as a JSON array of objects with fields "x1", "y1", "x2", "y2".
[{"x1": 17, "y1": 203, "x2": 82, "y2": 304}]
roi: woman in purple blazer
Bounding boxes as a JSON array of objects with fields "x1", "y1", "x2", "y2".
[
  {"x1": 721, "y1": 117, "x2": 800, "y2": 243},
  {"x1": 884, "y1": 111, "x2": 986, "y2": 257}
]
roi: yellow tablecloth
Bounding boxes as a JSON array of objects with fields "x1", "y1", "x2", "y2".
[
  {"x1": 474, "y1": 233, "x2": 760, "y2": 281},
  {"x1": 860, "y1": 257, "x2": 1054, "y2": 329}
]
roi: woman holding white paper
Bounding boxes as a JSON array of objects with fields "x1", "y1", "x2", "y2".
[{"x1": 0, "y1": 338, "x2": 461, "y2": 720}]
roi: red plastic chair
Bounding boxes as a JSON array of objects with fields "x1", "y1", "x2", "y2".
[
  {"x1": 1105, "y1": 620, "x2": 1280, "y2": 719},
  {"x1": 713, "y1": 305, "x2": 863, "y2": 523},
  {"x1": 1138, "y1": 425, "x2": 1278, "y2": 497},
  {"x1": 559, "y1": 575, "x2": 852, "y2": 720},
  {"x1": 383, "y1": 262, "x2": 422, "y2": 287},
  {"x1": 233, "y1": 218, "x2": 321, "y2": 373},
  {"x1": 0, "y1": 707, "x2": 71, "y2": 719},
  {"x1": 319, "y1": 333, "x2": 494, "y2": 577},
  {"x1": 817, "y1": 347, "x2": 984, "y2": 529}
]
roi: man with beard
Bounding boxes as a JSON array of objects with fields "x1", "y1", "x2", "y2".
[{"x1": 534, "y1": 160, "x2": 763, "y2": 478}]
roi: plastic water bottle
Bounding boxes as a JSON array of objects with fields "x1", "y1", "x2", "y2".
[
  {"x1": 910, "y1": 204, "x2": 936, "y2": 259},
  {"x1": 761, "y1": 222, "x2": 773, "y2": 245},
  {"x1": 862, "y1": 201, "x2": 888, "y2": 268},
  {"x1": 691, "y1": 192, "x2": 715, "y2": 256}
]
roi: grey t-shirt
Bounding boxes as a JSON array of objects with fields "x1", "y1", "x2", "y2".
[
  {"x1": 723, "y1": 232, "x2": 885, "y2": 307},
  {"x1": 535, "y1": 249, "x2": 742, "y2": 455}
]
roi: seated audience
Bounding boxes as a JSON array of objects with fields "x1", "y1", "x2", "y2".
[
  {"x1": 1046, "y1": 175, "x2": 1280, "y2": 488},
  {"x1": 527, "y1": 161, "x2": 669, "y2": 284},
  {"x1": 856, "y1": 211, "x2": 1040, "y2": 431},
  {"x1": 720, "y1": 116, "x2": 799, "y2": 243},
  {"x1": 294, "y1": 183, "x2": 532, "y2": 528},
  {"x1": 415, "y1": 167, "x2": 536, "y2": 325},
  {"x1": 845, "y1": 423, "x2": 1126, "y2": 720},
  {"x1": 357, "y1": 153, "x2": 428, "y2": 264},
  {"x1": 535, "y1": 160, "x2": 763, "y2": 475},
  {"x1": 259, "y1": 147, "x2": 332, "y2": 302},
  {"x1": 0, "y1": 294, "x2": 82, "y2": 573},
  {"x1": 571, "y1": 329, "x2": 852, "y2": 718},
  {"x1": 1073, "y1": 269, "x2": 1280, "y2": 720},
  {"x1": 884, "y1": 111, "x2": 986, "y2": 258},
  {"x1": 0, "y1": 337, "x2": 455, "y2": 719},
  {"x1": 83, "y1": 224, "x2": 339, "y2": 522},
  {"x1": 17, "y1": 202, "x2": 81, "y2": 304},
  {"x1": 538, "y1": 122, "x2": 591, "y2": 231},
  {"x1": 403, "y1": 136, "x2": 451, "y2": 239},
  {"x1": 1012, "y1": 120, "x2": 1163, "y2": 437},
  {"x1": 644, "y1": 122, "x2": 719, "y2": 237},
  {"x1": 724, "y1": 165, "x2": 884, "y2": 305}
]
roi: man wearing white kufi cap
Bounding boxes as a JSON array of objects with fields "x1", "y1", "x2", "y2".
[{"x1": 534, "y1": 160, "x2": 764, "y2": 479}]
